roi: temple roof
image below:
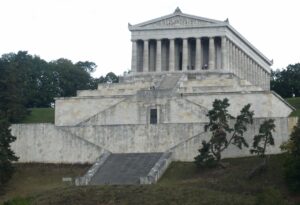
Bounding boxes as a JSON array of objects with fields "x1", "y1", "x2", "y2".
[{"x1": 128, "y1": 7, "x2": 227, "y2": 30}]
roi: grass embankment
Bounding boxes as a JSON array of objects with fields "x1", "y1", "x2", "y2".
[
  {"x1": 21, "y1": 108, "x2": 54, "y2": 123},
  {"x1": 0, "y1": 163, "x2": 89, "y2": 204},
  {"x1": 2, "y1": 155, "x2": 298, "y2": 205},
  {"x1": 286, "y1": 97, "x2": 300, "y2": 118}
]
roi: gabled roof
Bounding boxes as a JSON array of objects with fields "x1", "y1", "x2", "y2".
[{"x1": 128, "y1": 7, "x2": 227, "y2": 30}]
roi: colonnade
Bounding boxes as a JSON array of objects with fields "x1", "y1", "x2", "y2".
[{"x1": 131, "y1": 36, "x2": 270, "y2": 90}]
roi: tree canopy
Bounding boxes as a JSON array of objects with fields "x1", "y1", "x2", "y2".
[
  {"x1": 271, "y1": 63, "x2": 300, "y2": 98},
  {"x1": 0, "y1": 51, "x2": 119, "y2": 110}
]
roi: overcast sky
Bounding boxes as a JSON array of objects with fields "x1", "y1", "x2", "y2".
[{"x1": 0, "y1": 0, "x2": 299, "y2": 77}]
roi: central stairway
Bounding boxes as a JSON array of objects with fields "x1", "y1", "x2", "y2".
[{"x1": 89, "y1": 153, "x2": 164, "y2": 185}]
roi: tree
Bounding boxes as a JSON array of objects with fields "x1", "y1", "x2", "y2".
[
  {"x1": 75, "y1": 61, "x2": 97, "y2": 73},
  {"x1": 250, "y1": 119, "x2": 276, "y2": 158},
  {"x1": 104, "y1": 72, "x2": 119, "y2": 83},
  {"x1": 0, "y1": 53, "x2": 28, "y2": 122},
  {"x1": 194, "y1": 98, "x2": 254, "y2": 167},
  {"x1": 271, "y1": 63, "x2": 300, "y2": 98},
  {"x1": 0, "y1": 112, "x2": 18, "y2": 190}
]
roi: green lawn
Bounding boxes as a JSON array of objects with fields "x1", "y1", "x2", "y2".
[
  {"x1": 286, "y1": 97, "x2": 300, "y2": 117},
  {"x1": 2, "y1": 155, "x2": 298, "y2": 205},
  {"x1": 21, "y1": 108, "x2": 54, "y2": 123}
]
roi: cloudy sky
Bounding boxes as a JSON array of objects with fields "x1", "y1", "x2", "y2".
[{"x1": 0, "y1": 0, "x2": 299, "y2": 77}]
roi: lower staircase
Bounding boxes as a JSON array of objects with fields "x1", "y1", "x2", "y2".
[{"x1": 77, "y1": 152, "x2": 172, "y2": 185}]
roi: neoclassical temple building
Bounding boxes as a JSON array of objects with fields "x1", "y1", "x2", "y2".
[
  {"x1": 129, "y1": 7, "x2": 271, "y2": 90},
  {"x1": 11, "y1": 8, "x2": 296, "y2": 184}
]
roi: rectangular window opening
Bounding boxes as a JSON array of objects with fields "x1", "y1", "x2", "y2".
[{"x1": 150, "y1": 109, "x2": 157, "y2": 124}]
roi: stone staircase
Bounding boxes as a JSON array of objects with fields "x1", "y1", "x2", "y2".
[
  {"x1": 158, "y1": 75, "x2": 182, "y2": 90},
  {"x1": 87, "y1": 153, "x2": 166, "y2": 185}
]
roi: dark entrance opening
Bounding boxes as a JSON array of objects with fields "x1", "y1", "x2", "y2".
[{"x1": 150, "y1": 109, "x2": 157, "y2": 124}]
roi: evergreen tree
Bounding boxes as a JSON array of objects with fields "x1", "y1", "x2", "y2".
[
  {"x1": 250, "y1": 119, "x2": 276, "y2": 158},
  {"x1": 0, "y1": 112, "x2": 18, "y2": 188},
  {"x1": 195, "y1": 98, "x2": 254, "y2": 167}
]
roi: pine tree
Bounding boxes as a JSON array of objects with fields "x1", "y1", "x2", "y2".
[
  {"x1": 0, "y1": 112, "x2": 18, "y2": 187},
  {"x1": 195, "y1": 98, "x2": 254, "y2": 167},
  {"x1": 250, "y1": 119, "x2": 276, "y2": 158}
]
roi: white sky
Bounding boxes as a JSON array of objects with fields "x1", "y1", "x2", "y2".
[{"x1": 0, "y1": 0, "x2": 299, "y2": 77}]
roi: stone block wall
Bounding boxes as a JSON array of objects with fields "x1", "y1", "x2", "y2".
[{"x1": 11, "y1": 117, "x2": 291, "y2": 163}]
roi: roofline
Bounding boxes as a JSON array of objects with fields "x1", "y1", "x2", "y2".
[
  {"x1": 226, "y1": 24, "x2": 272, "y2": 66},
  {"x1": 129, "y1": 11, "x2": 224, "y2": 29}
]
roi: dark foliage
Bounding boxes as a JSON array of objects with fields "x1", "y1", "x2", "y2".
[
  {"x1": 271, "y1": 63, "x2": 300, "y2": 98},
  {"x1": 0, "y1": 51, "x2": 119, "y2": 109},
  {"x1": 0, "y1": 113, "x2": 18, "y2": 190}
]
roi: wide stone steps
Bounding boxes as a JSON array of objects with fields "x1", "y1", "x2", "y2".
[
  {"x1": 159, "y1": 75, "x2": 181, "y2": 90},
  {"x1": 90, "y1": 153, "x2": 163, "y2": 185}
]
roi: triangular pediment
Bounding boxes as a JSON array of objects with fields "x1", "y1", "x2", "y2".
[
  {"x1": 140, "y1": 15, "x2": 216, "y2": 28},
  {"x1": 129, "y1": 8, "x2": 225, "y2": 30}
]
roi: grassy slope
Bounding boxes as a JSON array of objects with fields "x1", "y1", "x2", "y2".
[
  {"x1": 2, "y1": 155, "x2": 296, "y2": 205},
  {"x1": 21, "y1": 108, "x2": 54, "y2": 123},
  {"x1": 0, "y1": 164, "x2": 89, "y2": 203},
  {"x1": 286, "y1": 97, "x2": 300, "y2": 117}
]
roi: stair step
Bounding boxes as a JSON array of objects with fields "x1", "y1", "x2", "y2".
[
  {"x1": 90, "y1": 153, "x2": 163, "y2": 185},
  {"x1": 159, "y1": 75, "x2": 181, "y2": 90}
]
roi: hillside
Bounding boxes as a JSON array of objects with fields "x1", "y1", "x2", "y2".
[
  {"x1": 2, "y1": 155, "x2": 298, "y2": 205},
  {"x1": 20, "y1": 108, "x2": 54, "y2": 124},
  {"x1": 286, "y1": 97, "x2": 300, "y2": 117}
]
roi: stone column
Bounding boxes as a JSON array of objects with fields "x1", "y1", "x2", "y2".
[
  {"x1": 182, "y1": 38, "x2": 188, "y2": 71},
  {"x1": 266, "y1": 72, "x2": 270, "y2": 90},
  {"x1": 131, "y1": 40, "x2": 137, "y2": 73},
  {"x1": 169, "y1": 39, "x2": 175, "y2": 71},
  {"x1": 208, "y1": 37, "x2": 215, "y2": 69},
  {"x1": 228, "y1": 41, "x2": 232, "y2": 72},
  {"x1": 233, "y1": 46, "x2": 236, "y2": 75},
  {"x1": 156, "y1": 39, "x2": 162, "y2": 72},
  {"x1": 221, "y1": 36, "x2": 227, "y2": 70},
  {"x1": 247, "y1": 57, "x2": 253, "y2": 84},
  {"x1": 254, "y1": 63, "x2": 258, "y2": 86},
  {"x1": 143, "y1": 40, "x2": 149, "y2": 72},
  {"x1": 257, "y1": 65, "x2": 261, "y2": 88},
  {"x1": 241, "y1": 52, "x2": 245, "y2": 79},
  {"x1": 238, "y1": 49, "x2": 242, "y2": 77},
  {"x1": 195, "y1": 38, "x2": 202, "y2": 70}
]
